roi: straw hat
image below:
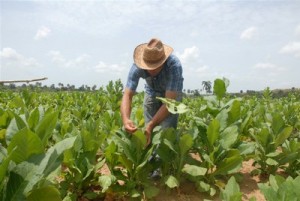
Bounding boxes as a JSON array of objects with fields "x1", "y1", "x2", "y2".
[{"x1": 134, "y1": 38, "x2": 173, "y2": 70}]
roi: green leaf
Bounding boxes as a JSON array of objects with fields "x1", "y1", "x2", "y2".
[
  {"x1": 144, "y1": 186, "x2": 160, "y2": 199},
  {"x1": 220, "y1": 176, "x2": 242, "y2": 201},
  {"x1": 28, "y1": 108, "x2": 40, "y2": 131},
  {"x1": 237, "y1": 142, "x2": 255, "y2": 155},
  {"x1": 179, "y1": 134, "x2": 193, "y2": 156},
  {"x1": 35, "y1": 111, "x2": 59, "y2": 146},
  {"x1": 5, "y1": 171, "x2": 26, "y2": 201},
  {"x1": 258, "y1": 183, "x2": 277, "y2": 201},
  {"x1": 207, "y1": 119, "x2": 220, "y2": 147},
  {"x1": 272, "y1": 113, "x2": 285, "y2": 135},
  {"x1": 98, "y1": 175, "x2": 116, "y2": 193},
  {"x1": 6, "y1": 114, "x2": 27, "y2": 145},
  {"x1": 156, "y1": 97, "x2": 189, "y2": 114},
  {"x1": 214, "y1": 79, "x2": 226, "y2": 100},
  {"x1": 214, "y1": 150, "x2": 242, "y2": 175},
  {"x1": 228, "y1": 100, "x2": 241, "y2": 125},
  {"x1": 7, "y1": 128, "x2": 44, "y2": 164},
  {"x1": 196, "y1": 181, "x2": 210, "y2": 192},
  {"x1": 23, "y1": 136, "x2": 77, "y2": 194},
  {"x1": 220, "y1": 126, "x2": 238, "y2": 149},
  {"x1": 165, "y1": 175, "x2": 179, "y2": 189},
  {"x1": 182, "y1": 164, "x2": 207, "y2": 177},
  {"x1": 274, "y1": 126, "x2": 293, "y2": 147},
  {"x1": 27, "y1": 186, "x2": 62, "y2": 201}
]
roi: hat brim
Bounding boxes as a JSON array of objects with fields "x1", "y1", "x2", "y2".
[{"x1": 133, "y1": 43, "x2": 173, "y2": 70}]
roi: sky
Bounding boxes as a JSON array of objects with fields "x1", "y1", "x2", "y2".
[{"x1": 1, "y1": 0, "x2": 300, "y2": 93}]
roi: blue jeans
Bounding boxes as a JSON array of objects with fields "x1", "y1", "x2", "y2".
[{"x1": 143, "y1": 92, "x2": 181, "y2": 129}]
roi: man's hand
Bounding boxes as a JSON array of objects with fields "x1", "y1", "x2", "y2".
[{"x1": 124, "y1": 119, "x2": 138, "y2": 133}]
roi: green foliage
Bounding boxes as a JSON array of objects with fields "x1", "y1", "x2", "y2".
[
  {"x1": 0, "y1": 79, "x2": 299, "y2": 200},
  {"x1": 220, "y1": 176, "x2": 242, "y2": 201},
  {"x1": 258, "y1": 175, "x2": 300, "y2": 201}
]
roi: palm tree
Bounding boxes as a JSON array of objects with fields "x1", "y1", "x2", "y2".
[{"x1": 202, "y1": 81, "x2": 212, "y2": 94}]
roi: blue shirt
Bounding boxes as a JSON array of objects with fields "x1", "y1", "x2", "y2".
[{"x1": 126, "y1": 54, "x2": 184, "y2": 97}]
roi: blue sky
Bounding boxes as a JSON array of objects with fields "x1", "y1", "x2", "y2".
[{"x1": 1, "y1": 0, "x2": 300, "y2": 92}]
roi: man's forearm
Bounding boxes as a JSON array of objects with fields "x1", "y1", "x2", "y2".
[{"x1": 148, "y1": 104, "x2": 170, "y2": 128}]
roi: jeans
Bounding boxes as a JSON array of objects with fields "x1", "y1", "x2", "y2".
[{"x1": 143, "y1": 92, "x2": 180, "y2": 129}]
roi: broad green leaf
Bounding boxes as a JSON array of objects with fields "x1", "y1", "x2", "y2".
[
  {"x1": 23, "y1": 136, "x2": 77, "y2": 194},
  {"x1": 144, "y1": 186, "x2": 160, "y2": 199},
  {"x1": 256, "y1": 127, "x2": 271, "y2": 148},
  {"x1": 220, "y1": 126, "x2": 238, "y2": 149},
  {"x1": 156, "y1": 97, "x2": 189, "y2": 114},
  {"x1": 28, "y1": 108, "x2": 40, "y2": 131},
  {"x1": 6, "y1": 114, "x2": 27, "y2": 145},
  {"x1": 274, "y1": 126, "x2": 293, "y2": 147},
  {"x1": 5, "y1": 171, "x2": 26, "y2": 201},
  {"x1": 165, "y1": 175, "x2": 179, "y2": 189},
  {"x1": 27, "y1": 186, "x2": 62, "y2": 201},
  {"x1": 163, "y1": 139, "x2": 177, "y2": 153},
  {"x1": 214, "y1": 79, "x2": 226, "y2": 100},
  {"x1": 7, "y1": 128, "x2": 44, "y2": 164},
  {"x1": 228, "y1": 100, "x2": 241, "y2": 125},
  {"x1": 35, "y1": 111, "x2": 59, "y2": 146},
  {"x1": 207, "y1": 119, "x2": 220, "y2": 147},
  {"x1": 272, "y1": 113, "x2": 285, "y2": 135},
  {"x1": 258, "y1": 183, "x2": 277, "y2": 201},
  {"x1": 237, "y1": 142, "x2": 255, "y2": 155},
  {"x1": 220, "y1": 176, "x2": 242, "y2": 201},
  {"x1": 179, "y1": 134, "x2": 193, "y2": 156},
  {"x1": 214, "y1": 150, "x2": 242, "y2": 175},
  {"x1": 132, "y1": 130, "x2": 146, "y2": 150},
  {"x1": 269, "y1": 174, "x2": 284, "y2": 191},
  {"x1": 182, "y1": 164, "x2": 207, "y2": 177},
  {"x1": 98, "y1": 175, "x2": 116, "y2": 193},
  {"x1": 216, "y1": 109, "x2": 228, "y2": 131},
  {"x1": 196, "y1": 181, "x2": 210, "y2": 192}
]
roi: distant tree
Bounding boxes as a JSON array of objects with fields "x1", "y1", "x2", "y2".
[
  {"x1": 9, "y1": 83, "x2": 16, "y2": 89},
  {"x1": 240, "y1": 90, "x2": 243, "y2": 94},
  {"x1": 194, "y1": 89, "x2": 200, "y2": 96},
  {"x1": 58, "y1": 83, "x2": 64, "y2": 89},
  {"x1": 92, "y1": 85, "x2": 97, "y2": 91},
  {"x1": 202, "y1": 81, "x2": 212, "y2": 94}
]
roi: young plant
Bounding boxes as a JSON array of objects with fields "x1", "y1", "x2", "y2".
[{"x1": 258, "y1": 174, "x2": 300, "y2": 201}]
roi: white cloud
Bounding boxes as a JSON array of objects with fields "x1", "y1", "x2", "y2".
[
  {"x1": 280, "y1": 42, "x2": 300, "y2": 58},
  {"x1": 253, "y1": 62, "x2": 285, "y2": 72},
  {"x1": 240, "y1": 26, "x2": 258, "y2": 40},
  {"x1": 34, "y1": 26, "x2": 51, "y2": 40},
  {"x1": 0, "y1": 47, "x2": 39, "y2": 68},
  {"x1": 94, "y1": 61, "x2": 125, "y2": 73},
  {"x1": 177, "y1": 46, "x2": 200, "y2": 64},
  {"x1": 48, "y1": 51, "x2": 91, "y2": 69},
  {"x1": 0, "y1": 47, "x2": 22, "y2": 60}
]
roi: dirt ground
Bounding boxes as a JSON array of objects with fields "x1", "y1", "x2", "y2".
[{"x1": 101, "y1": 159, "x2": 267, "y2": 201}]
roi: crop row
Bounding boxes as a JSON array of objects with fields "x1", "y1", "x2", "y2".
[{"x1": 0, "y1": 79, "x2": 300, "y2": 200}]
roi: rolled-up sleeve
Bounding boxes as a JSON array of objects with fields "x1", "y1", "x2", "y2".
[
  {"x1": 126, "y1": 64, "x2": 140, "y2": 91},
  {"x1": 166, "y1": 55, "x2": 183, "y2": 92}
]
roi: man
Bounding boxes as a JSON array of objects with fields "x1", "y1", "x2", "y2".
[{"x1": 121, "y1": 38, "x2": 184, "y2": 146}]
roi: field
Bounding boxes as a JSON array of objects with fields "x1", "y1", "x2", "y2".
[{"x1": 1, "y1": 79, "x2": 300, "y2": 201}]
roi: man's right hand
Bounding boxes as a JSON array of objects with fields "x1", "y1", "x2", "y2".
[{"x1": 124, "y1": 119, "x2": 138, "y2": 133}]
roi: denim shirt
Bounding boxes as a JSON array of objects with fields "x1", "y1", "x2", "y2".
[{"x1": 126, "y1": 54, "x2": 184, "y2": 97}]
